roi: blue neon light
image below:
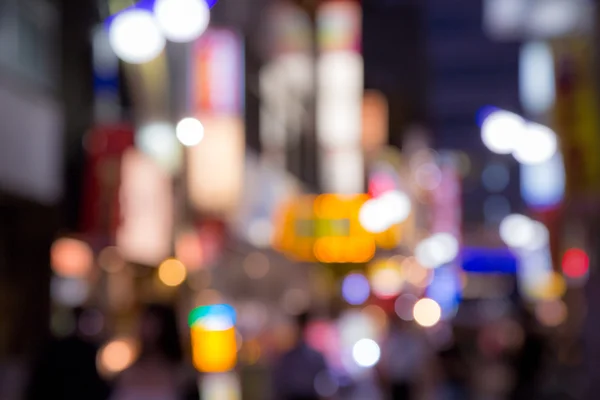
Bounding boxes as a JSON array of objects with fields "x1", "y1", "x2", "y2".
[{"x1": 461, "y1": 247, "x2": 517, "y2": 274}]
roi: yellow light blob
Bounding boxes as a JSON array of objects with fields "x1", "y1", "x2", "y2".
[
  {"x1": 158, "y1": 258, "x2": 187, "y2": 287},
  {"x1": 191, "y1": 325, "x2": 237, "y2": 373},
  {"x1": 528, "y1": 272, "x2": 566, "y2": 300}
]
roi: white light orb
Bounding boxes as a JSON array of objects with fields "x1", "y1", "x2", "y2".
[
  {"x1": 109, "y1": 9, "x2": 165, "y2": 64},
  {"x1": 352, "y1": 338, "x2": 381, "y2": 368},
  {"x1": 137, "y1": 122, "x2": 182, "y2": 173},
  {"x1": 430, "y1": 233, "x2": 460, "y2": 264},
  {"x1": 414, "y1": 239, "x2": 438, "y2": 269},
  {"x1": 379, "y1": 191, "x2": 412, "y2": 224},
  {"x1": 358, "y1": 199, "x2": 390, "y2": 233},
  {"x1": 413, "y1": 298, "x2": 442, "y2": 328},
  {"x1": 154, "y1": 0, "x2": 211, "y2": 43},
  {"x1": 176, "y1": 117, "x2": 205, "y2": 146},
  {"x1": 481, "y1": 110, "x2": 526, "y2": 154},
  {"x1": 499, "y1": 214, "x2": 535, "y2": 249},
  {"x1": 512, "y1": 123, "x2": 557, "y2": 165},
  {"x1": 522, "y1": 221, "x2": 549, "y2": 251}
]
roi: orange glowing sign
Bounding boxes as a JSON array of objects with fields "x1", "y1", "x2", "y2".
[
  {"x1": 190, "y1": 305, "x2": 237, "y2": 373},
  {"x1": 273, "y1": 194, "x2": 375, "y2": 263},
  {"x1": 362, "y1": 90, "x2": 388, "y2": 153}
]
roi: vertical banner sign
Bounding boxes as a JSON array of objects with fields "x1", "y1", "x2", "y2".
[
  {"x1": 427, "y1": 159, "x2": 462, "y2": 319},
  {"x1": 552, "y1": 38, "x2": 600, "y2": 197},
  {"x1": 317, "y1": 1, "x2": 364, "y2": 194},
  {"x1": 362, "y1": 90, "x2": 389, "y2": 156},
  {"x1": 260, "y1": 2, "x2": 312, "y2": 169},
  {"x1": 188, "y1": 29, "x2": 245, "y2": 216},
  {"x1": 81, "y1": 125, "x2": 134, "y2": 240},
  {"x1": 116, "y1": 149, "x2": 173, "y2": 266}
]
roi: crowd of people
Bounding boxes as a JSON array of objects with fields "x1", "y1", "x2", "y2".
[{"x1": 24, "y1": 302, "x2": 553, "y2": 400}]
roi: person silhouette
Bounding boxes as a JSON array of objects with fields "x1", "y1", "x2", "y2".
[{"x1": 272, "y1": 312, "x2": 330, "y2": 400}]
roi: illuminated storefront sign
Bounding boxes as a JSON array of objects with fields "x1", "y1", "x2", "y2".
[
  {"x1": 187, "y1": 116, "x2": 245, "y2": 216},
  {"x1": 116, "y1": 149, "x2": 173, "y2": 266},
  {"x1": 81, "y1": 124, "x2": 135, "y2": 237},
  {"x1": 273, "y1": 194, "x2": 375, "y2": 263},
  {"x1": 260, "y1": 2, "x2": 312, "y2": 167},
  {"x1": 427, "y1": 159, "x2": 462, "y2": 318},
  {"x1": 189, "y1": 304, "x2": 237, "y2": 373},
  {"x1": 188, "y1": 29, "x2": 245, "y2": 215},
  {"x1": 552, "y1": 38, "x2": 600, "y2": 196},
  {"x1": 317, "y1": 1, "x2": 364, "y2": 194},
  {"x1": 362, "y1": 90, "x2": 389, "y2": 155}
]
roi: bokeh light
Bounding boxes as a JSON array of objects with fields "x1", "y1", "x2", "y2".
[
  {"x1": 176, "y1": 117, "x2": 205, "y2": 147},
  {"x1": 413, "y1": 298, "x2": 442, "y2": 328},
  {"x1": 51, "y1": 277, "x2": 89, "y2": 307},
  {"x1": 368, "y1": 260, "x2": 404, "y2": 299},
  {"x1": 341, "y1": 273, "x2": 370, "y2": 305},
  {"x1": 98, "y1": 246, "x2": 126, "y2": 273},
  {"x1": 535, "y1": 299, "x2": 568, "y2": 327},
  {"x1": 97, "y1": 338, "x2": 137, "y2": 378},
  {"x1": 352, "y1": 338, "x2": 381, "y2": 368},
  {"x1": 522, "y1": 221, "x2": 549, "y2": 251},
  {"x1": 481, "y1": 110, "x2": 525, "y2": 154},
  {"x1": 401, "y1": 257, "x2": 433, "y2": 288},
  {"x1": 51, "y1": 238, "x2": 93, "y2": 278},
  {"x1": 529, "y1": 271, "x2": 567, "y2": 301},
  {"x1": 108, "y1": 9, "x2": 165, "y2": 64},
  {"x1": 481, "y1": 162, "x2": 510, "y2": 193},
  {"x1": 512, "y1": 123, "x2": 557, "y2": 165},
  {"x1": 562, "y1": 248, "x2": 589, "y2": 279},
  {"x1": 242, "y1": 252, "x2": 270, "y2": 280},
  {"x1": 154, "y1": 0, "x2": 210, "y2": 43},
  {"x1": 362, "y1": 305, "x2": 388, "y2": 340},
  {"x1": 414, "y1": 162, "x2": 442, "y2": 191},
  {"x1": 395, "y1": 293, "x2": 418, "y2": 321},
  {"x1": 358, "y1": 190, "x2": 411, "y2": 233},
  {"x1": 499, "y1": 214, "x2": 535, "y2": 249},
  {"x1": 175, "y1": 231, "x2": 204, "y2": 272},
  {"x1": 158, "y1": 258, "x2": 187, "y2": 287},
  {"x1": 414, "y1": 233, "x2": 459, "y2": 269}
]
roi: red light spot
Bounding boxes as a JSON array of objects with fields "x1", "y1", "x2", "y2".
[
  {"x1": 562, "y1": 248, "x2": 589, "y2": 278},
  {"x1": 368, "y1": 173, "x2": 396, "y2": 198}
]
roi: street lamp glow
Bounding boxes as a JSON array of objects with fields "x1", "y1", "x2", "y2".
[
  {"x1": 481, "y1": 110, "x2": 525, "y2": 154},
  {"x1": 512, "y1": 123, "x2": 557, "y2": 165},
  {"x1": 108, "y1": 9, "x2": 165, "y2": 64},
  {"x1": 154, "y1": 0, "x2": 211, "y2": 43},
  {"x1": 176, "y1": 117, "x2": 205, "y2": 146}
]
